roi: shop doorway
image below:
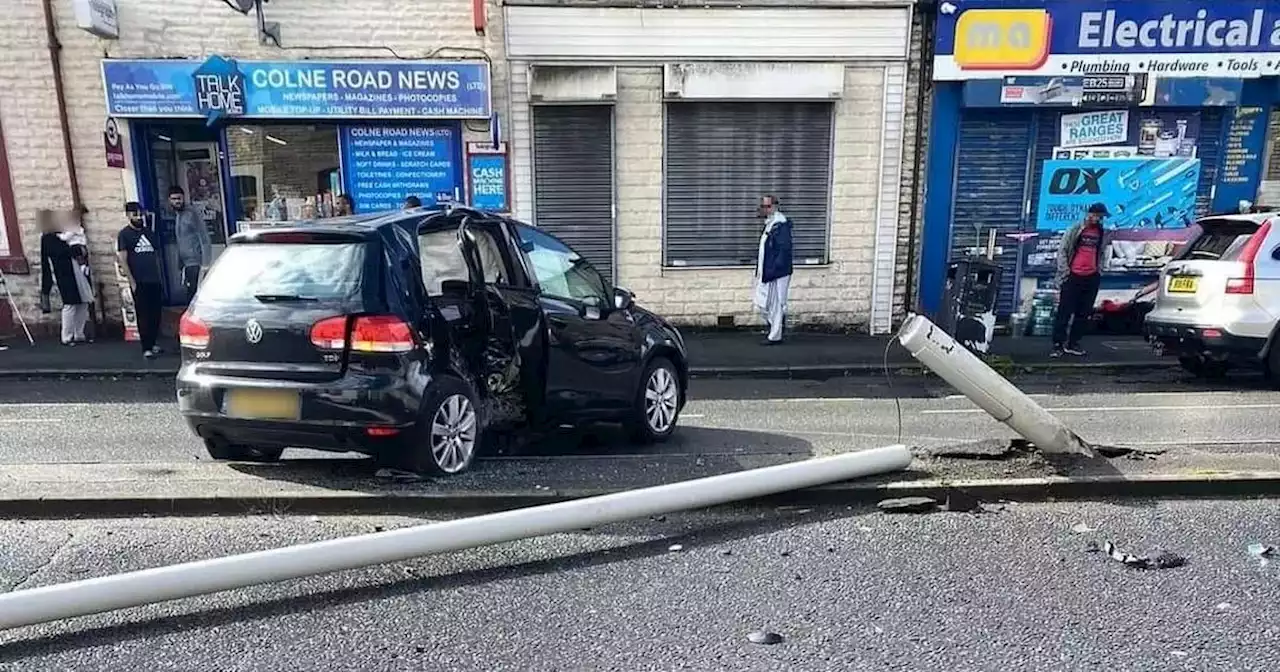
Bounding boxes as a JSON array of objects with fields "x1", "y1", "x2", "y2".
[{"x1": 132, "y1": 122, "x2": 231, "y2": 306}]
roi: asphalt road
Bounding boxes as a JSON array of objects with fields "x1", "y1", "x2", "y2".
[
  {"x1": 1, "y1": 499, "x2": 1278, "y2": 671},
  {"x1": 2, "y1": 371, "x2": 1280, "y2": 465}
]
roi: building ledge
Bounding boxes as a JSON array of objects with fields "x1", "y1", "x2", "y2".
[{"x1": 0, "y1": 256, "x2": 30, "y2": 274}]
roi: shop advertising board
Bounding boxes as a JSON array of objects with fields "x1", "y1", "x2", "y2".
[
  {"x1": 934, "y1": 0, "x2": 1280, "y2": 80},
  {"x1": 1025, "y1": 157, "x2": 1201, "y2": 276},
  {"x1": 1059, "y1": 110, "x2": 1128, "y2": 149},
  {"x1": 1214, "y1": 106, "x2": 1268, "y2": 212},
  {"x1": 338, "y1": 125, "x2": 461, "y2": 213},
  {"x1": 465, "y1": 141, "x2": 510, "y2": 213},
  {"x1": 101, "y1": 59, "x2": 491, "y2": 121}
]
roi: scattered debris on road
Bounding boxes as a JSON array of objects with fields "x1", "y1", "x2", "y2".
[
  {"x1": 1083, "y1": 541, "x2": 1101, "y2": 553},
  {"x1": 668, "y1": 544, "x2": 684, "y2": 552},
  {"x1": 1070, "y1": 523, "x2": 1097, "y2": 534},
  {"x1": 747, "y1": 631, "x2": 784, "y2": 645},
  {"x1": 877, "y1": 496, "x2": 939, "y2": 514},
  {"x1": 1247, "y1": 543, "x2": 1276, "y2": 563},
  {"x1": 1102, "y1": 541, "x2": 1187, "y2": 570},
  {"x1": 374, "y1": 468, "x2": 422, "y2": 483},
  {"x1": 928, "y1": 438, "x2": 1034, "y2": 461},
  {"x1": 1094, "y1": 445, "x2": 1166, "y2": 460}
]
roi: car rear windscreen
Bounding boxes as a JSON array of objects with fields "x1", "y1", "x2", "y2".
[
  {"x1": 199, "y1": 243, "x2": 365, "y2": 304},
  {"x1": 1182, "y1": 220, "x2": 1260, "y2": 261}
]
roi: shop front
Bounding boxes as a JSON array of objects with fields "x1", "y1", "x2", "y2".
[
  {"x1": 102, "y1": 57, "x2": 493, "y2": 305},
  {"x1": 920, "y1": 0, "x2": 1280, "y2": 319}
]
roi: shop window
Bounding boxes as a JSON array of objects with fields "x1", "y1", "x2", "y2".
[
  {"x1": 0, "y1": 117, "x2": 26, "y2": 272},
  {"x1": 662, "y1": 101, "x2": 833, "y2": 268},
  {"x1": 227, "y1": 124, "x2": 341, "y2": 220}
]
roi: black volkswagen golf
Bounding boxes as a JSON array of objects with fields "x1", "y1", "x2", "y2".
[{"x1": 177, "y1": 206, "x2": 688, "y2": 475}]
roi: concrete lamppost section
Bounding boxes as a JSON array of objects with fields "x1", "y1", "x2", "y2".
[
  {"x1": 897, "y1": 313, "x2": 1095, "y2": 457},
  {"x1": 0, "y1": 445, "x2": 912, "y2": 631}
]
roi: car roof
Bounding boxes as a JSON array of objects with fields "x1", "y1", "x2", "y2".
[{"x1": 226, "y1": 206, "x2": 503, "y2": 244}]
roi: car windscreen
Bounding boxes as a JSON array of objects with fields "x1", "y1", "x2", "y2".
[
  {"x1": 198, "y1": 242, "x2": 365, "y2": 304},
  {"x1": 1181, "y1": 219, "x2": 1260, "y2": 261}
]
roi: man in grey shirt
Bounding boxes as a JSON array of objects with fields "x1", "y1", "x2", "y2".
[{"x1": 168, "y1": 186, "x2": 212, "y2": 303}]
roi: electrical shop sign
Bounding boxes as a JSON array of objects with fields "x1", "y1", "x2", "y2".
[
  {"x1": 101, "y1": 58, "x2": 492, "y2": 120},
  {"x1": 934, "y1": 0, "x2": 1280, "y2": 80}
]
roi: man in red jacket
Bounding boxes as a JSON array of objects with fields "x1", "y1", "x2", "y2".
[{"x1": 1051, "y1": 202, "x2": 1108, "y2": 357}]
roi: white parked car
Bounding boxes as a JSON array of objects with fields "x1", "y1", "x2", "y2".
[{"x1": 1144, "y1": 212, "x2": 1280, "y2": 378}]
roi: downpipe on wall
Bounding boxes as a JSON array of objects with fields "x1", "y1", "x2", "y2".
[{"x1": 42, "y1": 0, "x2": 84, "y2": 215}]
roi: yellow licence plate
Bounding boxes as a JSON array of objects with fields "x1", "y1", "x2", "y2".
[
  {"x1": 1168, "y1": 276, "x2": 1199, "y2": 293},
  {"x1": 224, "y1": 389, "x2": 300, "y2": 420}
]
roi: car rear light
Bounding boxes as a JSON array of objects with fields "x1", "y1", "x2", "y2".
[
  {"x1": 309, "y1": 316, "x2": 348, "y2": 350},
  {"x1": 1202, "y1": 328, "x2": 1223, "y2": 339},
  {"x1": 1226, "y1": 219, "x2": 1272, "y2": 295},
  {"x1": 365, "y1": 426, "x2": 401, "y2": 437},
  {"x1": 178, "y1": 312, "x2": 210, "y2": 349},
  {"x1": 309, "y1": 315, "x2": 415, "y2": 353}
]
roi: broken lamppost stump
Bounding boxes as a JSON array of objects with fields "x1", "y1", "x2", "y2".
[
  {"x1": 0, "y1": 445, "x2": 912, "y2": 631},
  {"x1": 896, "y1": 314, "x2": 1095, "y2": 457}
]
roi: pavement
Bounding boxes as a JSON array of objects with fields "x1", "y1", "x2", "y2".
[
  {"x1": 0, "y1": 329, "x2": 1166, "y2": 379},
  {"x1": 3, "y1": 372, "x2": 1280, "y2": 515},
  {"x1": 2, "y1": 500, "x2": 1279, "y2": 670}
]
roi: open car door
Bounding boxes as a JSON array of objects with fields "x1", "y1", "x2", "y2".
[{"x1": 456, "y1": 215, "x2": 547, "y2": 422}]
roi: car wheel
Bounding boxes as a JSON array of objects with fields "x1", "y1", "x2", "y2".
[
  {"x1": 1268, "y1": 344, "x2": 1280, "y2": 383},
  {"x1": 628, "y1": 357, "x2": 681, "y2": 443},
  {"x1": 409, "y1": 377, "x2": 481, "y2": 476},
  {"x1": 202, "y1": 438, "x2": 284, "y2": 463}
]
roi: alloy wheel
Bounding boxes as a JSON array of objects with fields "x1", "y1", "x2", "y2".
[
  {"x1": 430, "y1": 394, "x2": 477, "y2": 473},
  {"x1": 644, "y1": 367, "x2": 679, "y2": 434}
]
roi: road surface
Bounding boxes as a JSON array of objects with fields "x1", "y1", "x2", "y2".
[
  {"x1": 2, "y1": 372, "x2": 1280, "y2": 464},
  {"x1": 1, "y1": 499, "x2": 1278, "y2": 671}
]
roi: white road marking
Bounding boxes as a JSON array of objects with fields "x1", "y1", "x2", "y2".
[
  {"x1": 0, "y1": 419, "x2": 58, "y2": 424},
  {"x1": 921, "y1": 403, "x2": 1280, "y2": 415}
]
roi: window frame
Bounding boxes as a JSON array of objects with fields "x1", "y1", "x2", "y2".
[
  {"x1": 513, "y1": 223, "x2": 612, "y2": 307},
  {"x1": 0, "y1": 118, "x2": 29, "y2": 273}
]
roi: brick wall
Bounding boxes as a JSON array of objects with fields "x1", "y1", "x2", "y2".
[
  {"x1": 613, "y1": 66, "x2": 887, "y2": 328},
  {"x1": 0, "y1": 0, "x2": 504, "y2": 331}
]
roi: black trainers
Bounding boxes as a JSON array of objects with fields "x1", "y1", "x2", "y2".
[
  {"x1": 1050, "y1": 345, "x2": 1064, "y2": 358},
  {"x1": 1063, "y1": 345, "x2": 1087, "y2": 357}
]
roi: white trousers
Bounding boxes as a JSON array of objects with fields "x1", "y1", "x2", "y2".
[
  {"x1": 754, "y1": 275, "x2": 791, "y2": 342},
  {"x1": 60, "y1": 303, "x2": 89, "y2": 344}
]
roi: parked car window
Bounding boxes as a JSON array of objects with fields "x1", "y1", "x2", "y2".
[
  {"x1": 516, "y1": 225, "x2": 609, "y2": 305},
  {"x1": 199, "y1": 243, "x2": 363, "y2": 303},
  {"x1": 1183, "y1": 220, "x2": 1260, "y2": 261}
]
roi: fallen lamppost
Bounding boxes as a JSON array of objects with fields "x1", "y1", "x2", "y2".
[
  {"x1": 0, "y1": 445, "x2": 912, "y2": 631},
  {"x1": 897, "y1": 313, "x2": 1094, "y2": 456}
]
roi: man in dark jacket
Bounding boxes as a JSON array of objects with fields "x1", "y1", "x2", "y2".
[
  {"x1": 1051, "y1": 202, "x2": 1108, "y2": 357},
  {"x1": 753, "y1": 195, "x2": 793, "y2": 345}
]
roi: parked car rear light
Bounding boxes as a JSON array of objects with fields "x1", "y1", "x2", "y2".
[
  {"x1": 365, "y1": 426, "x2": 401, "y2": 437},
  {"x1": 350, "y1": 315, "x2": 415, "y2": 353},
  {"x1": 178, "y1": 312, "x2": 210, "y2": 349},
  {"x1": 309, "y1": 316, "x2": 349, "y2": 350},
  {"x1": 1201, "y1": 328, "x2": 1223, "y2": 339},
  {"x1": 309, "y1": 315, "x2": 414, "y2": 353},
  {"x1": 1226, "y1": 219, "x2": 1272, "y2": 295}
]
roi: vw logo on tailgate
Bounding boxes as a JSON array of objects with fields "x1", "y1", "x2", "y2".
[{"x1": 244, "y1": 319, "x2": 264, "y2": 344}]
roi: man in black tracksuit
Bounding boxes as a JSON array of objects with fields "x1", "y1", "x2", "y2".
[{"x1": 1051, "y1": 202, "x2": 1108, "y2": 357}]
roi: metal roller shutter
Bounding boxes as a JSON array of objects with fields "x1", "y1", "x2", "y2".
[
  {"x1": 950, "y1": 110, "x2": 1034, "y2": 315},
  {"x1": 532, "y1": 105, "x2": 615, "y2": 281},
  {"x1": 663, "y1": 102, "x2": 833, "y2": 267}
]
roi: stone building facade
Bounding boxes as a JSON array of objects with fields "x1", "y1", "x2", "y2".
[{"x1": 0, "y1": 0, "x2": 924, "y2": 337}]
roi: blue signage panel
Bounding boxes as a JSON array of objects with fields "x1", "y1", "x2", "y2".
[
  {"x1": 467, "y1": 153, "x2": 509, "y2": 212},
  {"x1": 338, "y1": 125, "x2": 461, "y2": 213},
  {"x1": 934, "y1": 0, "x2": 1280, "y2": 80},
  {"x1": 1213, "y1": 105, "x2": 1269, "y2": 212},
  {"x1": 1024, "y1": 157, "x2": 1202, "y2": 275},
  {"x1": 102, "y1": 59, "x2": 491, "y2": 120}
]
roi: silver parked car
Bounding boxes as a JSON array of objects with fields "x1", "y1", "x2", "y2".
[{"x1": 1144, "y1": 212, "x2": 1280, "y2": 378}]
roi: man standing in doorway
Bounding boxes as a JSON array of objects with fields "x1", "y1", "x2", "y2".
[
  {"x1": 169, "y1": 186, "x2": 212, "y2": 304},
  {"x1": 1051, "y1": 202, "x2": 1108, "y2": 358},
  {"x1": 118, "y1": 202, "x2": 164, "y2": 359},
  {"x1": 753, "y1": 194, "x2": 793, "y2": 345}
]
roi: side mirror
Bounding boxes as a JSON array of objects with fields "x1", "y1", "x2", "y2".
[{"x1": 613, "y1": 287, "x2": 635, "y2": 311}]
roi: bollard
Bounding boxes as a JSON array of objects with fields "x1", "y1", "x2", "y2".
[
  {"x1": 897, "y1": 313, "x2": 1094, "y2": 456},
  {"x1": 0, "y1": 445, "x2": 912, "y2": 631}
]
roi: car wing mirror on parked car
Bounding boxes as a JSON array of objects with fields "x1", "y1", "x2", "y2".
[{"x1": 613, "y1": 287, "x2": 635, "y2": 311}]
